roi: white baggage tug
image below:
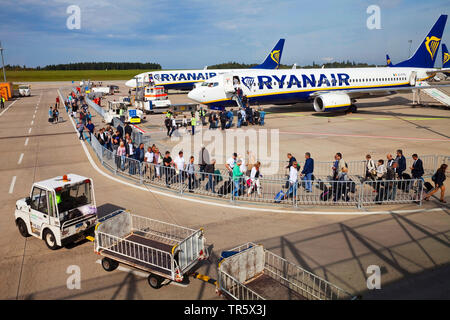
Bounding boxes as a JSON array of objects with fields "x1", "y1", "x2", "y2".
[{"x1": 14, "y1": 174, "x2": 97, "y2": 250}]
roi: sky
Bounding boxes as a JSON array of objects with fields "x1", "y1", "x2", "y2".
[{"x1": 0, "y1": 0, "x2": 449, "y2": 69}]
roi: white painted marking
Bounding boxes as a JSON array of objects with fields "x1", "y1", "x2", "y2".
[
  {"x1": 58, "y1": 90, "x2": 445, "y2": 216},
  {"x1": 30, "y1": 120, "x2": 34, "y2": 125},
  {"x1": 0, "y1": 99, "x2": 19, "y2": 117},
  {"x1": 32, "y1": 114, "x2": 35, "y2": 119},
  {"x1": 9, "y1": 176, "x2": 16, "y2": 194},
  {"x1": 18, "y1": 153, "x2": 24, "y2": 165},
  {"x1": 28, "y1": 128, "x2": 32, "y2": 134},
  {"x1": 24, "y1": 138, "x2": 29, "y2": 146}
]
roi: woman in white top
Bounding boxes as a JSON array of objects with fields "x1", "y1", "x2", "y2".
[
  {"x1": 376, "y1": 159, "x2": 387, "y2": 180},
  {"x1": 248, "y1": 161, "x2": 262, "y2": 196},
  {"x1": 285, "y1": 160, "x2": 298, "y2": 199},
  {"x1": 365, "y1": 154, "x2": 376, "y2": 181}
]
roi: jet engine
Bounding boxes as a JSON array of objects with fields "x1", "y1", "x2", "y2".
[{"x1": 313, "y1": 93, "x2": 351, "y2": 112}]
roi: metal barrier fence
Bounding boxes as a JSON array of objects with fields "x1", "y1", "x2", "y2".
[{"x1": 89, "y1": 133, "x2": 426, "y2": 208}]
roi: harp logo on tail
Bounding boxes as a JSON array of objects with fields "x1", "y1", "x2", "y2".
[
  {"x1": 425, "y1": 36, "x2": 441, "y2": 60},
  {"x1": 270, "y1": 50, "x2": 281, "y2": 65},
  {"x1": 444, "y1": 52, "x2": 450, "y2": 65}
]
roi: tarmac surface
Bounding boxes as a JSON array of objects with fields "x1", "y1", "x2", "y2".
[{"x1": 1, "y1": 81, "x2": 449, "y2": 300}]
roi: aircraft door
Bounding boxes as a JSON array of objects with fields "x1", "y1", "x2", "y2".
[{"x1": 223, "y1": 73, "x2": 235, "y2": 93}]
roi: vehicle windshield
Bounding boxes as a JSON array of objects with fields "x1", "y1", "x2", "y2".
[
  {"x1": 56, "y1": 181, "x2": 92, "y2": 214},
  {"x1": 19, "y1": 86, "x2": 29, "y2": 90}
]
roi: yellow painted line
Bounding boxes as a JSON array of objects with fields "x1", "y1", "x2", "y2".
[
  {"x1": 86, "y1": 236, "x2": 95, "y2": 242},
  {"x1": 374, "y1": 118, "x2": 393, "y2": 120}
]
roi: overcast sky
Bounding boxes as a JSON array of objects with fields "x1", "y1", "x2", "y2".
[{"x1": 0, "y1": 0, "x2": 449, "y2": 69}]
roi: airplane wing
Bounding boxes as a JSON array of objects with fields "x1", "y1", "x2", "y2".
[
  {"x1": 310, "y1": 84, "x2": 450, "y2": 98},
  {"x1": 426, "y1": 68, "x2": 450, "y2": 75}
]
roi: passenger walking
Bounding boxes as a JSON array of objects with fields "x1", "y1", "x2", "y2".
[
  {"x1": 365, "y1": 154, "x2": 376, "y2": 181},
  {"x1": 376, "y1": 159, "x2": 386, "y2": 180},
  {"x1": 248, "y1": 161, "x2": 262, "y2": 196},
  {"x1": 395, "y1": 149, "x2": 407, "y2": 178},
  {"x1": 285, "y1": 160, "x2": 299, "y2": 199},
  {"x1": 301, "y1": 152, "x2": 314, "y2": 192},
  {"x1": 174, "y1": 151, "x2": 186, "y2": 184},
  {"x1": 186, "y1": 156, "x2": 196, "y2": 192},
  {"x1": 163, "y1": 151, "x2": 174, "y2": 187},
  {"x1": 410, "y1": 154, "x2": 424, "y2": 179},
  {"x1": 205, "y1": 159, "x2": 216, "y2": 193},
  {"x1": 259, "y1": 108, "x2": 265, "y2": 125},
  {"x1": 286, "y1": 153, "x2": 297, "y2": 169},
  {"x1": 198, "y1": 146, "x2": 210, "y2": 181},
  {"x1": 232, "y1": 159, "x2": 244, "y2": 197},
  {"x1": 424, "y1": 164, "x2": 447, "y2": 203},
  {"x1": 116, "y1": 141, "x2": 126, "y2": 171},
  {"x1": 144, "y1": 146, "x2": 154, "y2": 180},
  {"x1": 77, "y1": 122, "x2": 84, "y2": 140},
  {"x1": 226, "y1": 153, "x2": 238, "y2": 179},
  {"x1": 169, "y1": 117, "x2": 177, "y2": 137},
  {"x1": 86, "y1": 120, "x2": 95, "y2": 141},
  {"x1": 49, "y1": 107, "x2": 54, "y2": 123},
  {"x1": 165, "y1": 117, "x2": 171, "y2": 136}
]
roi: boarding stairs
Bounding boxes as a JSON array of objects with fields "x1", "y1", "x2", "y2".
[
  {"x1": 232, "y1": 94, "x2": 245, "y2": 109},
  {"x1": 414, "y1": 81, "x2": 450, "y2": 107}
]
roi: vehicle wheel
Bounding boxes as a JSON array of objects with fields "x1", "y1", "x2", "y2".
[
  {"x1": 17, "y1": 219, "x2": 30, "y2": 237},
  {"x1": 101, "y1": 257, "x2": 119, "y2": 272},
  {"x1": 350, "y1": 104, "x2": 358, "y2": 113},
  {"x1": 147, "y1": 274, "x2": 163, "y2": 289},
  {"x1": 43, "y1": 229, "x2": 59, "y2": 250}
]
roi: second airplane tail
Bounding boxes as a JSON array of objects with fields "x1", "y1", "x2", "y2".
[
  {"x1": 395, "y1": 14, "x2": 447, "y2": 68},
  {"x1": 252, "y1": 39, "x2": 285, "y2": 69},
  {"x1": 442, "y1": 44, "x2": 450, "y2": 68}
]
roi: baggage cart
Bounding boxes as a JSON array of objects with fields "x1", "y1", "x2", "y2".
[
  {"x1": 217, "y1": 242, "x2": 355, "y2": 300},
  {"x1": 94, "y1": 210, "x2": 208, "y2": 289}
]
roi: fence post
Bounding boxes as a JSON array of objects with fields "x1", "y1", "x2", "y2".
[
  {"x1": 180, "y1": 170, "x2": 183, "y2": 195},
  {"x1": 357, "y1": 180, "x2": 363, "y2": 209},
  {"x1": 139, "y1": 162, "x2": 143, "y2": 184},
  {"x1": 230, "y1": 178, "x2": 234, "y2": 203}
]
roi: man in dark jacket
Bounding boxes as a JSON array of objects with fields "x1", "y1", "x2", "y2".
[
  {"x1": 301, "y1": 152, "x2": 314, "y2": 192},
  {"x1": 410, "y1": 154, "x2": 424, "y2": 179},
  {"x1": 124, "y1": 122, "x2": 133, "y2": 138},
  {"x1": 395, "y1": 149, "x2": 407, "y2": 178},
  {"x1": 205, "y1": 159, "x2": 216, "y2": 193}
]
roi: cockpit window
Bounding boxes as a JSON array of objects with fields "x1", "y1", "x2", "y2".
[{"x1": 202, "y1": 82, "x2": 218, "y2": 87}]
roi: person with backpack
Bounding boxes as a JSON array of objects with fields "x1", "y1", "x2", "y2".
[
  {"x1": 424, "y1": 164, "x2": 447, "y2": 203},
  {"x1": 395, "y1": 149, "x2": 407, "y2": 178},
  {"x1": 237, "y1": 109, "x2": 243, "y2": 128},
  {"x1": 365, "y1": 154, "x2": 376, "y2": 181}
]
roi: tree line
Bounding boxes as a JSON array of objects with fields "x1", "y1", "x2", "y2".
[
  {"x1": 4, "y1": 62, "x2": 161, "y2": 71},
  {"x1": 208, "y1": 60, "x2": 379, "y2": 69}
]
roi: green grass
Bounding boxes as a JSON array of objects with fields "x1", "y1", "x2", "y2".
[{"x1": 0, "y1": 69, "x2": 156, "y2": 82}]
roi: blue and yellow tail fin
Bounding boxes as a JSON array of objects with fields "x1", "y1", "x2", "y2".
[
  {"x1": 395, "y1": 14, "x2": 447, "y2": 68},
  {"x1": 442, "y1": 44, "x2": 450, "y2": 68},
  {"x1": 386, "y1": 54, "x2": 394, "y2": 67},
  {"x1": 252, "y1": 39, "x2": 285, "y2": 69}
]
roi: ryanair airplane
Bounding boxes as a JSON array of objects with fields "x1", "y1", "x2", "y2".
[
  {"x1": 188, "y1": 15, "x2": 450, "y2": 113},
  {"x1": 125, "y1": 39, "x2": 285, "y2": 90},
  {"x1": 443, "y1": 43, "x2": 450, "y2": 68}
]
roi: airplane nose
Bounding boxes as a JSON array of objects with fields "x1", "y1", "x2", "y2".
[
  {"x1": 125, "y1": 79, "x2": 136, "y2": 88},
  {"x1": 188, "y1": 88, "x2": 202, "y2": 102}
]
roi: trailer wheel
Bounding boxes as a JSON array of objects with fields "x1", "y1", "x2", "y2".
[
  {"x1": 16, "y1": 219, "x2": 30, "y2": 237},
  {"x1": 147, "y1": 274, "x2": 163, "y2": 289},
  {"x1": 101, "y1": 257, "x2": 119, "y2": 272},
  {"x1": 43, "y1": 229, "x2": 59, "y2": 250}
]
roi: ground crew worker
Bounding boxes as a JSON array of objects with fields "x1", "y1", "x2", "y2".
[
  {"x1": 0, "y1": 96, "x2": 5, "y2": 109},
  {"x1": 119, "y1": 108, "x2": 125, "y2": 123},
  {"x1": 191, "y1": 115, "x2": 197, "y2": 135}
]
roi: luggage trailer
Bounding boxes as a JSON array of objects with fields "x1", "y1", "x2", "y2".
[
  {"x1": 217, "y1": 243, "x2": 356, "y2": 300},
  {"x1": 94, "y1": 210, "x2": 208, "y2": 289}
]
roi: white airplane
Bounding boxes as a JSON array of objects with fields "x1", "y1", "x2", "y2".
[
  {"x1": 188, "y1": 15, "x2": 450, "y2": 113},
  {"x1": 125, "y1": 39, "x2": 285, "y2": 90}
]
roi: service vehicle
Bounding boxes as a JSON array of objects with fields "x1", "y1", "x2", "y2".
[
  {"x1": 109, "y1": 85, "x2": 120, "y2": 93},
  {"x1": 141, "y1": 86, "x2": 171, "y2": 114},
  {"x1": 94, "y1": 210, "x2": 208, "y2": 289},
  {"x1": 92, "y1": 86, "x2": 112, "y2": 95},
  {"x1": 127, "y1": 108, "x2": 145, "y2": 124},
  {"x1": 217, "y1": 242, "x2": 355, "y2": 300},
  {"x1": 15, "y1": 174, "x2": 97, "y2": 250},
  {"x1": 18, "y1": 84, "x2": 31, "y2": 96},
  {"x1": 104, "y1": 101, "x2": 127, "y2": 124}
]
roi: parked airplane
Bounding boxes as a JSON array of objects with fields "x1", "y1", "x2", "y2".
[
  {"x1": 125, "y1": 39, "x2": 285, "y2": 90},
  {"x1": 443, "y1": 44, "x2": 450, "y2": 68},
  {"x1": 188, "y1": 15, "x2": 449, "y2": 113}
]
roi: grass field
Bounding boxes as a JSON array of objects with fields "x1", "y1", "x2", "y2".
[{"x1": 0, "y1": 69, "x2": 156, "y2": 82}]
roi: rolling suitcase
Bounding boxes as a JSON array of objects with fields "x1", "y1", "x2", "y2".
[
  {"x1": 320, "y1": 188, "x2": 332, "y2": 201},
  {"x1": 218, "y1": 180, "x2": 232, "y2": 195},
  {"x1": 424, "y1": 182, "x2": 434, "y2": 193},
  {"x1": 274, "y1": 190, "x2": 285, "y2": 203}
]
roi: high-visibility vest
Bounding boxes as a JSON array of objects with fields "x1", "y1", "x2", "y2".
[{"x1": 191, "y1": 118, "x2": 197, "y2": 126}]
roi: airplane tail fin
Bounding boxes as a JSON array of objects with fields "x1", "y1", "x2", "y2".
[
  {"x1": 395, "y1": 14, "x2": 447, "y2": 68},
  {"x1": 442, "y1": 44, "x2": 450, "y2": 68},
  {"x1": 386, "y1": 54, "x2": 394, "y2": 67},
  {"x1": 252, "y1": 39, "x2": 285, "y2": 69}
]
